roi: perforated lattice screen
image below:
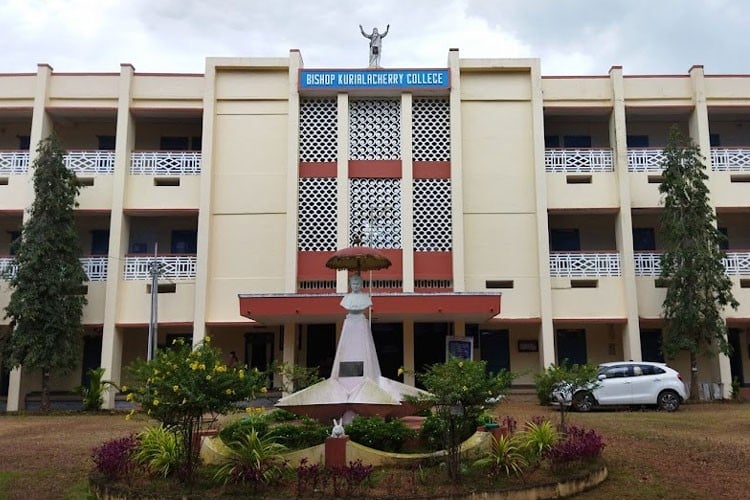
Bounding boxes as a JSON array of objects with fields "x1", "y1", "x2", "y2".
[
  {"x1": 299, "y1": 98, "x2": 337, "y2": 162},
  {"x1": 349, "y1": 178, "x2": 402, "y2": 249},
  {"x1": 349, "y1": 99, "x2": 401, "y2": 160},
  {"x1": 413, "y1": 178, "x2": 452, "y2": 251},
  {"x1": 298, "y1": 177, "x2": 337, "y2": 251},
  {"x1": 413, "y1": 98, "x2": 450, "y2": 161}
]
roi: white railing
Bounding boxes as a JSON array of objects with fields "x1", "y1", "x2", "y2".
[
  {"x1": 634, "y1": 252, "x2": 662, "y2": 276},
  {"x1": 130, "y1": 151, "x2": 201, "y2": 176},
  {"x1": 627, "y1": 148, "x2": 666, "y2": 172},
  {"x1": 710, "y1": 147, "x2": 750, "y2": 172},
  {"x1": 80, "y1": 256, "x2": 108, "y2": 281},
  {"x1": 0, "y1": 256, "x2": 108, "y2": 281},
  {"x1": 64, "y1": 150, "x2": 115, "y2": 174},
  {"x1": 634, "y1": 251, "x2": 750, "y2": 276},
  {"x1": 123, "y1": 255, "x2": 197, "y2": 280},
  {"x1": 0, "y1": 151, "x2": 30, "y2": 174},
  {"x1": 723, "y1": 252, "x2": 750, "y2": 275},
  {"x1": 550, "y1": 252, "x2": 621, "y2": 277},
  {"x1": 544, "y1": 148, "x2": 614, "y2": 172}
]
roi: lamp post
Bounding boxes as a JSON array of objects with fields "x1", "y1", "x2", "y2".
[{"x1": 147, "y1": 243, "x2": 160, "y2": 361}]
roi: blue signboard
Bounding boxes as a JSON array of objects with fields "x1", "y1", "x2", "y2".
[{"x1": 300, "y1": 69, "x2": 450, "y2": 91}]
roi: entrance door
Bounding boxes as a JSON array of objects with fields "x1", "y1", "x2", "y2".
[
  {"x1": 640, "y1": 329, "x2": 664, "y2": 362},
  {"x1": 81, "y1": 335, "x2": 103, "y2": 387},
  {"x1": 414, "y1": 322, "x2": 451, "y2": 372},
  {"x1": 306, "y1": 324, "x2": 336, "y2": 378},
  {"x1": 556, "y1": 329, "x2": 587, "y2": 366},
  {"x1": 728, "y1": 329, "x2": 744, "y2": 385},
  {"x1": 480, "y1": 330, "x2": 510, "y2": 375},
  {"x1": 371, "y1": 323, "x2": 403, "y2": 380}
]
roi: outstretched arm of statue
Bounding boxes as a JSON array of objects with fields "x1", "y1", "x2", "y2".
[
  {"x1": 382, "y1": 24, "x2": 390, "y2": 37},
  {"x1": 359, "y1": 25, "x2": 369, "y2": 38}
]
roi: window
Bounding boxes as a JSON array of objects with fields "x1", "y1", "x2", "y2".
[
  {"x1": 562, "y1": 135, "x2": 591, "y2": 148},
  {"x1": 601, "y1": 365, "x2": 630, "y2": 378},
  {"x1": 626, "y1": 135, "x2": 649, "y2": 147},
  {"x1": 710, "y1": 134, "x2": 720, "y2": 147},
  {"x1": 171, "y1": 230, "x2": 197, "y2": 254},
  {"x1": 544, "y1": 135, "x2": 560, "y2": 147},
  {"x1": 719, "y1": 227, "x2": 729, "y2": 251},
  {"x1": 632, "y1": 228, "x2": 656, "y2": 251},
  {"x1": 17, "y1": 136, "x2": 30, "y2": 150},
  {"x1": 549, "y1": 228, "x2": 580, "y2": 251},
  {"x1": 97, "y1": 135, "x2": 116, "y2": 150},
  {"x1": 160, "y1": 136, "x2": 189, "y2": 151},
  {"x1": 90, "y1": 230, "x2": 109, "y2": 255}
]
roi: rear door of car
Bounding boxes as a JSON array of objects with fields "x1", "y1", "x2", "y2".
[
  {"x1": 594, "y1": 364, "x2": 633, "y2": 405},
  {"x1": 628, "y1": 364, "x2": 659, "y2": 404}
]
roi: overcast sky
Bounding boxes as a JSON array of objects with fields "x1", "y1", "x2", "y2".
[{"x1": 2, "y1": 0, "x2": 747, "y2": 76}]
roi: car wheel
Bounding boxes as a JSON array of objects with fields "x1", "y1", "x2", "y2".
[
  {"x1": 572, "y1": 391, "x2": 595, "y2": 412},
  {"x1": 657, "y1": 390, "x2": 681, "y2": 411}
]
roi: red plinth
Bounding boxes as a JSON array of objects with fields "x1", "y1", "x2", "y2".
[{"x1": 325, "y1": 436, "x2": 349, "y2": 468}]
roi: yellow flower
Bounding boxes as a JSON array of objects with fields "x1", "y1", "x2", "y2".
[
  {"x1": 125, "y1": 409, "x2": 134, "y2": 421},
  {"x1": 126, "y1": 393, "x2": 134, "y2": 402},
  {"x1": 397, "y1": 367, "x2": 404, "y2": 376},
  {"x1": 206, "y1": 375, "x2": 212, "y2": 381},
  {"x1": 215, "y1": 365, "x2": 227, "y2": 373},
  {"x1": 462, "y1": 385, "x2": 468, "y2": 392},
  {"x1": 225, "y1": 389, "x2": 234, "y2": 395},
  {"x1": 260, "y1": 387, "x2": 268, "y2": 393},
  {"x1": 199, "y1": 363, "x2": 206, "y2": 371},
  {"x1": 153, "y1": 399, "x2": 160, "y2": 406},
  {"x1": 121, "y1": 385, "x2": 128, "y2": 392},
  {"x1": 190, "y1": 361, "x2": 199, "y2": 371},
  {"x1": 238, "y1": 369, "x2": 245, "y2": 379},
  {"x1": 182, "y1": 398, "x2": 187, "y2": 404},
  {"x1": 458, "y1": 361, "x2": 464, "y2": 368},
  {"x1": 204, "y1": 335, "x2": 211, "y2": 343},
  {"x1": 172, "y1": 385, "x2": 179, "y2": 392}
]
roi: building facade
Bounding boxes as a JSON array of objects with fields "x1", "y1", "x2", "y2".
[{"x1": 1, "y1": 51, "x2": 749, "y2": 410}]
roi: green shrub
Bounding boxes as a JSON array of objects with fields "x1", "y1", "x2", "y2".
[
  {"x1": 344, "y1": 416, "x2": 416, "y2": 452},
  {"x1": 213, "y1": 429, "x2": 288, "y2": 486},
  {"x1": 266, "y1": 408, "x2": 298, "y2": 422},
  {"x1": 264, "y1": 417, "x2": 329, "y2": 450},
  {"x1": 219, "y1": 414, "x2": 270, "y2": 444},
  {"x1": 533, "y1": 363, "x2": 599, "y2": 405},
  {"x1": 419, "y1": 414, "x2": 447, "y2": 452},
  {"x1": 75, "y1": 367, "x2": 116, "y2": 411},
  {"x1": 472, "y1": 433, "x2": 528, "y2": 478},
  {"x1": 133, "y1": 426, "x2": 183, "y2": 478},
  {"x1": 518, "y1": 419, "x2": 559, "y2": 465}
]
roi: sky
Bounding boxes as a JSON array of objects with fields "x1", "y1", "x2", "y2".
[{"x1": 1, "y1": 0, "x2": 748, "y2": 76}]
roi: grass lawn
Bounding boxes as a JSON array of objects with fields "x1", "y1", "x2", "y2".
[{"x1": 0, "y1": 399, "x2": 748, "y2": 499}]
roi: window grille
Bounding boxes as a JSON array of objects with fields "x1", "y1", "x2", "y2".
[
  {"x1": 413, "y1": 178, "x2": 452, "y2": 251},
  {"x1": 298, "y1": 177, "x2": 337, "y2": 251},
  {"x1": 413, "y1": 97, "x2": 450, "y2": 161},
  {"x1": 349, "y1": 99, "x2": 401, "y2": 160},
  {"x1": 349, "y1": 178, "x2": 401, "y2": 248},
  {"x1": 299, "y1": 98, "x2": 337, "y2": 162}
]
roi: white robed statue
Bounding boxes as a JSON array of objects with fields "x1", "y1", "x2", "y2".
[{"x1": 360, "y1": 24, "x2": 390, "y2": 68}]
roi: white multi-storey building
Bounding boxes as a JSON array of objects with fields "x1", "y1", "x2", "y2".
[{"x1": 1, "y1": 50, "x2": 749, "y2": 410}]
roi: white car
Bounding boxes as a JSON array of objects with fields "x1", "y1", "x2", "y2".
[{"x1": 564, "y1": 361, "x2": 688, "y2": 412}]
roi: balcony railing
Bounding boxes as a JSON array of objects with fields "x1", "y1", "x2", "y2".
[
  {"x1": 545, "y1": 148, "x2": 614, "y2": 172},
  {"x1": 627, "y1": 148, "x2": 666, "y2": 172},
  {"x1": 0, "y1": 256, "x2": 108, "y2": 281},
  {"x1": 64, "y1": 150, "x2": 115, "y2": 174},
  {"x1": 123, "y1": 255, "x2": 197, "y2": 280},
  {"x1": 710, "y1": 147, "x2": 750, "y2": 171},
  {"x1": 130, "y1": 151, "x2": 201, "y2": 176},
  {"x1": 0, "y1": 151, "x2": 30, "y2": 174},
  {"x1": 549, "y1": 252, "x2": 621, "y2": 277},
  {"x1": 634, "y1": 251, "x2": 750, "y2": 276}
]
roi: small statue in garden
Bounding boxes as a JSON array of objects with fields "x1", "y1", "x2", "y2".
[{"x1": 331, "y1": 418, "x2": 345, "y2": 438}]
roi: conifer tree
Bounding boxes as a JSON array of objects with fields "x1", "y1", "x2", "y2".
[
  {"x1": 1, "y1": 136, "x2": 87, "y2": 411},
  {"x1": 658, "y1": 126, "x2": 738, "y2": 400}
]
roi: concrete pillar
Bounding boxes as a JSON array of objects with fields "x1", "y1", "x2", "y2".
[
  {"x1": 448, "y1": 49, "x2": 466, "y2": 292},
  {"x1": 282, "y1": 321, "x2": 297, "y2": 396},
  {"x1": 401, "y1": 92, "x2": 414, "y2": 292},
  {"x1": 336, "y1": 93, "x2": 350, "y2": 293},
  {"x1": 6, "y1": 367, "x2": 23, "y2": 411},
  {"x1": 402, "y1": 320, "x2": 415, "y2": 387}
]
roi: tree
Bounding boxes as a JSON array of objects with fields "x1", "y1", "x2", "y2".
[
  {"x1": 1, "y1": 136, "x2": 87, "y2": 412},
  {"x1": 658, "y1": 125, "x2": 739, "y2": 400},
  {"x1": 410, "y1": 358, "x2": 514, "y2": 482}
]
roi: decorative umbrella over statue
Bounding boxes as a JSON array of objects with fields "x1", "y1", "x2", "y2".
[{"x1": 275, "y1": 245, "x2": 431, "y2": 423}]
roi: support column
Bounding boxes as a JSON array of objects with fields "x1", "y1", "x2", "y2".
[
  {"x1": 6, "y1": 367, "x2": 23, "y2": 411},
  {"x1": 101, "y1": 64, "x2": 135, "y2": 409},
  {"x1": 336, "y1": 93, "x2": 350, "y2": 293},
  {"x1": 282, "y1": 321, "x2": 297, "y2": 396},
  {"x1": 401, "y1": 92, "x2": 414, "y2": 292},
  {"x1": 448, "y1": 49, "x2": 466, "y2": 292},
  {"x1": 402, "y1": 320, "x2": 415, "y2": 387}
]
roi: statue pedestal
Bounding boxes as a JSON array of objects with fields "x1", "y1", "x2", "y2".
[{"x1": 325, "y1": 436, "x2": 349, "y2": 468}]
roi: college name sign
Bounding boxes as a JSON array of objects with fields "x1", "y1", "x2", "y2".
[{"x1": 300, "y1": 69, "x2": 450, "y2": 90}]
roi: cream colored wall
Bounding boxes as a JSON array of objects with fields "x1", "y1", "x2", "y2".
[
  {"x1": 582, "y1": 324, "x2": 623, "y2": 364},
  {"x1": 82, "y1": 282, "x2": 107, "y2": 324},
  {"x1": 0, "y1": 177, "x2": 30, "y2": 210},
  {"x1": 124, "y1": 176, "x2": 201, "y2": 209},
  {"x1": 551, "y1": 278, "x2": 626, "y2": 317},
  {"x1": 0, "y1": 216, "x2": 22, "y2": 253},
  {"x1": 629, "y1": 173, "x2": 662, "y2": 208},
  {"x1": 0, "y1": 283, "x2": 10, "y2": 325},
  {"x1": 77, "y1": 176, "x2": 115, "y2": 210},
  {"x1": 133, "y1": 122, "x2": 202, "y2": 150},
  {"x1": 716, "y1": 213, "x2": 750, "y2": 248},
  {"x1": 464, "y1": 213, "x2": 540, "y2": 317},
  {"x1": 622, "y1": 121, "x2": 689, "y2": 146},
  {"x1": 507, "y1": 324, "x2": 541, "y2": 384},
  {"x1": 548, "y1": 214, "x2": 617, "y2": 249},
  {"x1": 541, "y1": 77, "x2": 612, "y2": 103},
  {"x1": 116, "y1": 281, "x2": 196, "y2": 323},
  {"x1": 709, "y1": 174, "x2": 750, "y2": 208},
  {"x1": 130, "y1": 75, "x2": 203, "y2": 105},
  {"x1": 728, "y1": 284, "x2": 750, "y2": 319},
  {"x1": 542, "y1": 117, "x2": 611, "y2": 146},
  {"x1": 634, "y1": 278, "x2": 666, "y2": 317},
  {"x1": 48, "y1": 74, "x2": 119, "y2": 101},
  {"x1": 704, "y1": 76, "x2": 750, "y2": 100},
  {"x1": 546, "y1": 173, "x2": 619, "y2": 210},
  {"x1": 623, "y1": 77, "x2": 693, "y2": 102},
  {"x1": 0, "y1": 75, "x2": 35, "y2": 103},
  {"x1": 707, "y1": 119, "x2": 750, "y2": 145},
  {"x1": 127, "y1": 215, "x2": 197, "y2": 253}
]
